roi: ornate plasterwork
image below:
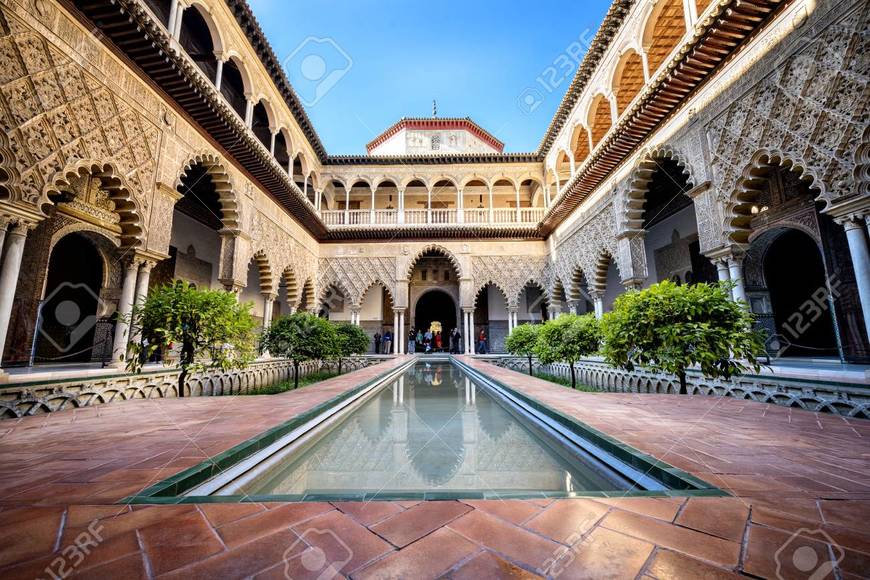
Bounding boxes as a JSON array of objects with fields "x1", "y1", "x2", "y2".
[
  {"x1": 471, "y1": 255, "x2": 551, "y2": 309},
  {"x1": 0, "y1": 9, "x2": 159, "y2": 218},
  {"x1": 317, "y1": 256, "x2": 397, "y2": 307},
  {"x1": 553, "y1": 203, "x2": 622, "y2": 294},
  {"x1": 708, "y1": 5, "x2": 869, "y2": 245}
]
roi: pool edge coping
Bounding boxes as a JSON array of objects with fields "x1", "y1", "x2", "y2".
[{"x1": 120, "y1": 356, "x2": 728, "y2": 505}]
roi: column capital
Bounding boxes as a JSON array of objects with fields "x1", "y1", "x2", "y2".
[
  {"x1": 224, "y1": 283, "x2": 244, "y2": 294},
  {"x1": 261, "y1": 291, "x2": 278, "y2": 301}
]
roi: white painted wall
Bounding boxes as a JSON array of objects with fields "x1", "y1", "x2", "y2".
[
  {"x1": 169, "y1": 211, "x2": 222, "y2": 289},
  {"x1": 642, "y1": 205, "x2": 698, "y2": 288}
]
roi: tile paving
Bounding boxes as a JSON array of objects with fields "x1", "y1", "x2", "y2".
[{"x1": 0, "y1": 355, "x2": 867, "y2": 578}]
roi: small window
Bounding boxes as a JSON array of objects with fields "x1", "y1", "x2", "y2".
[{"x1": 431, "y1": 134, "x2": 441, "y2": 151}]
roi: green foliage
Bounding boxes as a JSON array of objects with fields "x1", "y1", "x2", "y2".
[
  {"x1": 505, "y1": 323, "x2": 541, "y2": 376},
  {"x1": 600, "y1": 280, "x2": 765, "y2": 394},
  {"x1": 262, "y1": 312, "x2": 338, "y2": 388},
  {"x1": 332, "y1": 322, "x2": 369, "y2": 373},
  {"x1": 128, "y1": 281, "x2": 257, "y2": 397},
  {"x1": 534, "y1": 314, "x2": 601, "y2": 388},
  {"x1": 535, "y1": 371, "x2": 598, "y2": 392}
]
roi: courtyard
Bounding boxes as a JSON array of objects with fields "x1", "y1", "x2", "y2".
[
  {"x1": 0, "y1": 0, "x2": 868, "y2": 577},
  {"x1": 0, "y1": 358, "x2": 868, "y2": 579}
]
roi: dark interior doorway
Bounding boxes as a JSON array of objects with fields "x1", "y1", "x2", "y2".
[
  {"x1": 764, "y1": 229, "x2": 838, "y2": 358},
  {"x1": 414, "y1": 291, "x2": 457, "y2": 338},
  {"x1": 38, "y1": 233, "x2": 104, "y2": 363}
]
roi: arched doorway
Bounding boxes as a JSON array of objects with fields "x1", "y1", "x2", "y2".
[
  {"x1": 414, "y1": 290, "x2": 457, "y2": 346},
  {"x1": 36, "y1": 233, "x2": 105, "y2": 363},
  {"x1": 754, "y1": 228, "x2": 838, "y2": 358}
]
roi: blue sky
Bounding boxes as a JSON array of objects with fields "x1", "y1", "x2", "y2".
[{"x1": 247, "y1": 0, "x2": 611, "y2": 154}]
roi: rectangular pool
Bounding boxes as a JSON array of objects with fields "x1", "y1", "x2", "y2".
[{"x1": 186, "y1": 361, "x2": 668, "y2": 499}]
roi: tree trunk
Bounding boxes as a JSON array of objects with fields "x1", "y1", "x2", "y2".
[
  {"x1": 678, "y1": 370, "x2": 687, "y2": 395},
  {"x1": 338, "y1": 358, "x2": 343, "y2": 375},
  {"x1": 177, "y1": 368, "x2": 187, "y2": 398},
  {"x1": 527, "y1": 355, "x2": 534, "y2": 377},
  {"x1": 569, "y1": 363, "x2": 576, "y2": 389},
  {"x1": 178, "y1": 341, "x2": 194, "y2": 398},
  {"x1": 294, "y1": 361, "x2": 300, "y2": 389}
]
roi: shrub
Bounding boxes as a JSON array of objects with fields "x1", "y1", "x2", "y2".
[
  {"x1": 505, "y1": 323, "x2": 541, "y2": 377},
  {"x1": 262, "y1": 312, "x2": 338, "y2": 389},
  {"x1": 600, "y1": 280, "x2": 765, "y2": 394},
  {"x1": 534, "y1": 314, "x2": 601, "y2": 389}
]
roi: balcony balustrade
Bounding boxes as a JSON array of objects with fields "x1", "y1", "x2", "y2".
[{"x1": 318, "y1": 208, "x2": 545, "y2": 228}]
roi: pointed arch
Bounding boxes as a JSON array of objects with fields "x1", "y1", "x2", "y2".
[
  {"x1": 175, "y1": 152, "x2": 241, "y2": 230},
  {"x1": 587, "y1": 93, "x2": 612, "y2": 148},
  {"x1": 280, "y1": 264, "x2": 299, "y2": 306},
  {"x1": 473, "y1": 281, "x2": 509, "y2": 309},
  {"x1": 249, "y1": 250, "x2": 275, "y2": 294},
  {"x1": 43, "y1": 159, "x2": 146, "y2": 249},
  {"x1": 361, "y1": 280, "x2": 394, "y2": 307},
  {"x1": 624, "y1": 146, "x2": 696, "y2": 234},
  {"x1": 405, "y1": 244, "x2": 463, "y2": 279},
  {"x1": 570, "y1": 124, "x2": 591, "y2": 165},
  {"x1": 298, "y1": 277, "x2": 316, "y2": 312},
  {"x1": 591, "y1": 250, "x2": 618, "y2": 295},
  {"x1": 728, "y1": 149, "x2": 825, "y2": 244}
]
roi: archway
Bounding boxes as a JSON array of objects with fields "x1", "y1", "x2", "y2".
[
  {"x1": 763, "y1": 229, "x2": 838, "y2": 358},
  {"x1": 178, "y1": 5, "x2": 219, "y2": 82},
  {"x1": 414, "y1": 290, "x2": 457, "y2": 350},
  {"x1": 407, "y1": 248, "x2": 462, "y2": 346},
  {"x1": 473, "y1": 283, "x2": 509, "y2": 353},
  {"x1": 36, "y1": 233, "x2": 105, "y2": 363}
]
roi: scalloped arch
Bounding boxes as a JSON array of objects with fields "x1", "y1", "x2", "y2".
[{"x1": 175, "y1": 152, "x2": 241, "y2": 230}]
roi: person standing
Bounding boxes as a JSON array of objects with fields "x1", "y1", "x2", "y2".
[
  {"x1": 435, "y1": 331, "x2": 442, "y2": 351},
  {"x1": 373, "y1": 331, "x2": 382, "y2": 355},
  {"x1": 383, "y1": 330, "x2": 392, "y2": 355},
  {"x1": 477, "y1": 329, "x2": 487, "y2": 354},
  {"x1": 408, "y1": 329, "x2": 416, "y2": 354}
]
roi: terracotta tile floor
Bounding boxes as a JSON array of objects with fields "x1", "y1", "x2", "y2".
[{"x1": 0, "y1": 356, "x2": 868, "y2": 579}]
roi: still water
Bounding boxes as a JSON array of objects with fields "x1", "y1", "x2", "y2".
[{"x1": 232, "y1": 362, "x2": 632, "y2": 497}]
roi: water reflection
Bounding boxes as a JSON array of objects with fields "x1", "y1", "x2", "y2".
[{"x1": 237, "y1": 363, "x2": 630, "y2": 496}]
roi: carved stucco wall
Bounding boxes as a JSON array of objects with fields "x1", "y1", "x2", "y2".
[{"x1": 0, "y1": 0, "x2": 319, "y2": 294}]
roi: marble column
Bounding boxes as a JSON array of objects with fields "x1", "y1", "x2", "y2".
[
  {"x1": 398, "y1": 310, "x2": 405, "y2": 354},
  {"x1": 593, "y1": 296, "x2": 604, "y2": 319},
  {"x1": 727, "y1": 255, "x2": 746, "y2": 303},
  {"x1": 842, "y1": 218, "x2": 870, "y2": 341},
  {"x1": 111, "y1": 259, "x2": 140, "y2": 366},
  {"x1": 214, "y1": 58, "x2": 225, "y2": 90},
  {"x1": 463, "y1": 309, "x2": 472, "y2": 354},
  {"x1": 0, "y1": 223, "x2": 29, "y2": 369},
  {"x1": 262, "y1": 293, "x2": 276, "y2": 330},
  {"x1": 393, "y1": 311, "x2": 399, "y2": 355},
  {"x1": 129, "y1": 260, "x2": 154, "y2": 348},
  {"x1": 715, "y1": 259, "x2": 731, "y2": 284}
]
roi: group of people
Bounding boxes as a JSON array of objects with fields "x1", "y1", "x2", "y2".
[{"x1": 373, "y1": 327, "x2": 489, "y2": 355}]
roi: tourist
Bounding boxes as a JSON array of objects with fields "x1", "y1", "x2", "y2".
[
  {"x1": 451, "y1": 328, "x2": 461, "y2": 354},
  {"x1": 408, "y1": 329, "x2": 416, "y2": 353},
  {"x1": 373, "y1": 331, "x2": 382, "y2": 354},
  {"x1": 435, "y1": 331, "x2": 442, "y2": 351},
  {"x1": 416, "y1": 329, "x2": 423, "y2": 350},
  {"x1": 383, "y1": 330, "x2": 392, "y2": 355},
  {"x1": 477, "y1": 329, "x2": 487, "y2": 354}
]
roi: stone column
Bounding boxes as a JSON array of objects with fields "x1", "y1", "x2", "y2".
[
  {"x1": 393, "y1": 311, "x2": 399, "y2": 355},
  {"x1": 463, "y1": 309, "x2": 472, "y2": 354},
  {"x1": 269, "y1": 130, "x2": 277, "y2": 156},
  {"x1": 344, "y1": 186, "x2": 350, "y2": 224},
  {"x1": 565, "y1": 299, "x2": 579, "y2": 315},
  {"x1": 0, "y1": 223, "x2": 30, "y2": 369},
  {"x1": 515, "y1": 186, "x2": 521, "y2": 222},
  {"x1": 727, "y1": 255, "x2": 746, "y2": 303},
  {"x1": 841, "y1": 217, "x2": 870, "y2": 341},
  {"x1": 244, "y1": 98, "x2": 254, "y2": 127},
  {"x1": 507, "y1": 308, "x2": 517, "y2": 334},
  {"x1": 129, "y1": 260, "x2": 154, "y2": 348},
  {"x1": 593, "y1": 295, "x2": 604, "y2": 319},
  {"x1": 262, "y1": 293, "x2": 276, "y2": 330},
  {"x1": 111, "y1": 259, "x2": 141, "y2": 367},
  {"x1": 397, "y1": 187, "x2": 405, "y2": 224},
  {"x1": 172, "y1": 3, "x2": 186, "y2": 39},
  {"x1": 427, "y1": 188, "x2": 432, "y2": 224},
  {"x1": 487, "y1": 185, "x2": 494, "y2": 223},
  {"x1": 167, "y1": 0, "x2": 181, "y2": 34},
  {"x1": 457, "y1": 188, "x2": 464, "y2": 223},
  {"x1": 398, "y1": 309, "x2": 405, "y2": 354},
  {"x1": 214, "y1": 57, "x2": 225, "y2": 90},
  {"x1": 715, "y1": 259, "x2": 731, "y2": 283}
]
